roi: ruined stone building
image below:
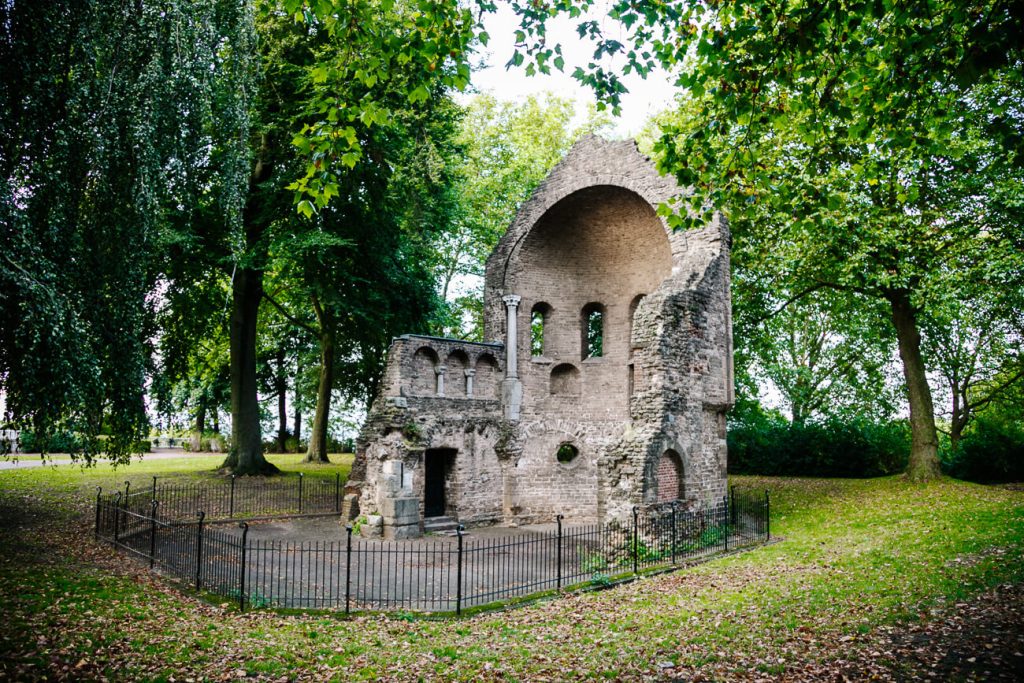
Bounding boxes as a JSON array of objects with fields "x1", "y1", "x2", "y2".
[{"x1": 344, "y1": 136, "x2": 734, "y2": 538}]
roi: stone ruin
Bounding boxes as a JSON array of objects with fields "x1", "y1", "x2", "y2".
[{"x1": 343, "y1": 135, "x2": 734, "y2": 539}]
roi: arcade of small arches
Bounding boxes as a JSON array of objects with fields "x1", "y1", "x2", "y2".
[{"x1": 409, "y1": 345, "x2": 501, "y2": 399}]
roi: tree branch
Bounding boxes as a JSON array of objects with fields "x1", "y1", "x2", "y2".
[{"x1": 263, "y1": 291, "x2": 319, "y2": 337}]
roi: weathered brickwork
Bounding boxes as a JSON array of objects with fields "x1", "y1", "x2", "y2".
[{"x1": 347, "y1": 136, "x2": 734, "y2": 537}]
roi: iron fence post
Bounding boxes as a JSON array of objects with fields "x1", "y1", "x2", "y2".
[
  {"x1": 124, "y1": 480, "x2": 131, "y2": 501},
  {"x1": 195, "y1": 511, "x2": 206, "y2": 591},
  {"x1": 95, "y1": 487, "x2": 102, "y2": 539},
  {"x1": 149, "y1": 500, "x2": 159, "y2": 568},
  {"x1": 113, "y1": 492, "x2": 122, "y2": 545},
  {"x1": 298, "y1": 473, "x2": 304, "y2": 514},
  {"x1": 765, "y1": 490, "x2": 770, "y2": 540},
  {"x1": 556, "y1": 514, "x2": 564, "y2": 590},
  {"x1": 723, "y1": 495, "x2": 729, "y2": 552},
  {"x1": 335, "y1": 473, "x2": 341, "y2": 513},
  {"x1": 152, "y1": 476, "x2": 157, "y2": 502},
  {"x1": 345, "y1": 525, "x2": 353, "y2": 615},
  {"x1": 632, "y1": 506, "x2": 639, "y2": 575},
  {"x1": 456, "y1": 525, "x2": 465, "y2": 616},
  {"x1": 238, "y1": 522, "x2": 249, "y2": 612},
  {"x1": 229, "y1": 475, "x2": 236, "y2": 518},
  {"x1": 671, "y1": 502, "x2": 678, "y2": 565},
  {"x1": 730, "y1": 485, "x2": 737, "y2": 525}
]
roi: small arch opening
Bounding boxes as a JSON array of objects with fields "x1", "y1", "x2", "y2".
[
  {"x1": 473, "y1": 353, "x2": 500, "y2": 399},
  {"x1": 581, "y1": 303, "x2": 604, "y2": 359},
  {"x1": 411, "y1": 346, "x2": 440, "y2": 396},
  {"x1": 530, "y1": 302, "x2": 551, "y2": 357},
  {"x1": 550, "y1": 363, "x2": 580, "y2": 396},
  {"x1": 656, "y1": 449, "x2": 685, "y2": 503},
  {"x1": 628, "y1": 294, "x2": 646, "y2": 357},
  {"x1": 445, "y1": 350, "x2": 469, "y2": 397}
]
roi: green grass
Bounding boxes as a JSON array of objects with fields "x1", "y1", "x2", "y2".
[
  {"x1": 1, "y1": 470, "x2": 1022, "y2": 680},
  {"x1": 0, "y1": 452, "x2": 353, "y2": 501}
]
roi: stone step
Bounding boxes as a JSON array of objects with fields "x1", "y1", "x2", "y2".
[{"x1": 423, "y1": 516, "x2": 460, "y2": 534}]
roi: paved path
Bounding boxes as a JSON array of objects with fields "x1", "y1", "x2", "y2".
[{"x1": 0, "y1": 448, "x2": 222, "y2": 470}]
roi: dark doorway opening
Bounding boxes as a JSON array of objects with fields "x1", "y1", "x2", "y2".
[{"x1": 424, "y1": 448, "x2": 455, "y2": 518}]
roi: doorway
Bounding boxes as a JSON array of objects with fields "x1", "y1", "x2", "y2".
[{"x1": 423, "y1": 448, "x2": 455, "y2": 518}]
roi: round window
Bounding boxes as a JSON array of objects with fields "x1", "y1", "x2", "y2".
[{"x1": 556, "y1": 443, "x2": 579, "y2": 464}]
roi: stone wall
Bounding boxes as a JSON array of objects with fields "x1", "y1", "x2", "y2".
[{"x1": 349, "y1": 135, "x2": 734, "y2": 538}]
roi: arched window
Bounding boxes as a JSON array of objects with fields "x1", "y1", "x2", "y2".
[
  {"x1": 656, "y1": 450, "x2": 685, "y2": 502},
  {"x1": 473, "y1": 353, "x2": 500, "y2": 400},
  {"x1": 628, "y1": 294, "x2": 646, "y2": 357},
  {"x1": 445, "y1": 350, "x2": 469, "y2": 398},
  {"x1": 550, "y1": 363, "x2": 580, "y2": 396},
  {"x1": 411, "y1": 347, "x2": 440, "y2": 396},
  {"x1": 530, "y1": 302, "x2": 551, "y2": 357},
  {"x1": 581, "y1": 303, "x2": 604, "y2": 359}
]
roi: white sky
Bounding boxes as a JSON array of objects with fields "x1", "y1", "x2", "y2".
[{"x1": 463, "y1": 3, "x2": 678, "y2": 137}]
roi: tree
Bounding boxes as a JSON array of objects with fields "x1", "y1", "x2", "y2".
[
  {"x1": 508, "y1": 0, "x2": 1024, "y2": 480},
  {"x1": 255, "y1": 5, "x2": 460, "y2": 464},
  {"x1": 923, "y1": 281, "x2": 1024, "y2": 451},
  {"x1": 739, "y1": 288, "x2": 898, "y2": 424},
  {"x1": 1, "y1": 1, "x2": 251, "y2": 462}
]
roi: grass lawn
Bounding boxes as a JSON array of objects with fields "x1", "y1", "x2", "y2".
[
  {"x1": 1, "y1": 460, "x2": 1022, "y2": 681},
  {"x1": 0, "y1": 452, "x2": 353, "y2": 499}
]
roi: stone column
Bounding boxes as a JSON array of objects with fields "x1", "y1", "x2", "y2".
[
  {"x1": 464, "y1": 368, "x2": 476, "y2": 398},
  {"x1": 435, "y1": 365, "x2": 446, "y2": 396},
  {"x1": 501, "y1": 294, "x2": 523, "y2": 421},
  {"x1": 502, "y1": 294, "x2": 521, "y2": 379}
]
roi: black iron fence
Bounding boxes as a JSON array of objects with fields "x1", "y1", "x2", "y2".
[
  {"x1": 110, "y1": 474, "x2": 342, "y2": 522},
  {"x1": 96, "y1": 486, "x2": 769, "y2": 615}
]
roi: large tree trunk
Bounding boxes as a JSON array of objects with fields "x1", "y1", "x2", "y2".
[
  {"x1": 305, "y1": 309, "x2": 334, "y2": 464},
  {"x1": 888, "y1": 290, "x2": 941, "y2": 481},
  {"x1": 275, "y1": 348, "x2": 288, "y2": 452},
  {"x1": 222, "y1": 265, "x2": 278, "y2": 475},
  {"x1": 293, "y1": 361, "x2": 303, "y2": 453},
  {"x1": 190, "y1": 397, "x2": 206, "y2": 452},
  {"x1": 222, "y1": 137, "x2": 278, "y2": 476}
]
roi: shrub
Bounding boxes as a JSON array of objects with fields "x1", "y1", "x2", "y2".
[
  {"x1": 17, "y1": 431, "x2": 83, "y2": 454},
  {"x1": 728, "y1": 416, "x2": 910, "y2": 478},
  {"x1": 942, "y1": 415, "x2": 1024, "y2": 483}
]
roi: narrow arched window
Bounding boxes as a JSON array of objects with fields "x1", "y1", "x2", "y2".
[
  {"x1": 530, "y1": 303, "x2": 550, "y2": 357},
  {"x1": 581, "y1": 303, "x2": 604, "y2": 359}
]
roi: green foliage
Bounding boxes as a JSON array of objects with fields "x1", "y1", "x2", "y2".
[
  {"x1": 728, "y1": 415, "x2": 910, "y2": 478},
  {"x1": 1, "y1": 1, "x2": 253, "y2": 462},
  {"x1": 283, "y1": 0, "x2": 482, "y2": 208},
  {"x1": 943, "y1": 414, "x2": 1024, "y2": 484},
  {"x1": 17, "y1": 431, "x2": 84, "y2": 455}
]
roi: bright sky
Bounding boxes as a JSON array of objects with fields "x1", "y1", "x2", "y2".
[{"x1": 464, "y1": 3, "x2": 679, "y2": 137}]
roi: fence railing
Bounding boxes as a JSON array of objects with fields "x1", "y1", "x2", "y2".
[
  {"x1": 96, "y1": 486, "x2": 770, "y2": 615},
  {"x1": 110, "y1": 474, "x2": 342, "y2": 523}
]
